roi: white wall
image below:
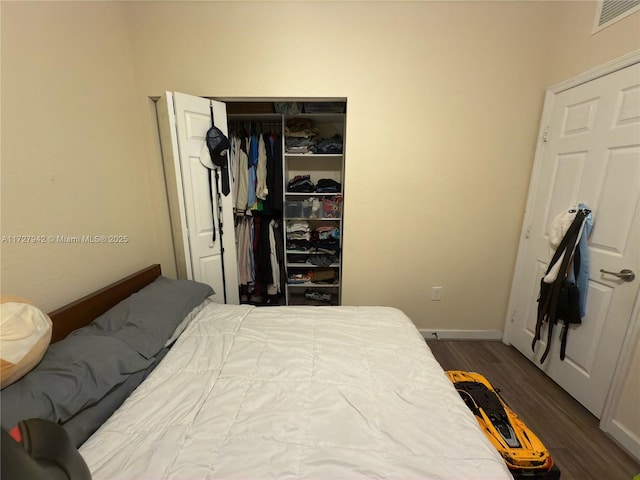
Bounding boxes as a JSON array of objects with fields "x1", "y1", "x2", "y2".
[
  {"x1": 545, "y1": 0, "x2": 640, "y2": 84},
  {"x1": 122, "y1": 0, "x2": 558, "y2": 331},
  {"x1": 0, "y1": 2, "x2": 176, "y2": 311},
  {"x1": 1, "y1": 1, "x2": 638, "y2": 332}
]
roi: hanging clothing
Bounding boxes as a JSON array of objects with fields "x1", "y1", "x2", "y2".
[
  {"x1": 247, "y1": 135, "x2": 258, "y2": 209},
  {"x1": 230, "y1": 121, "x2": 284, "y2": 305},
  {"x1": 254, "y1": 217, "x2": 273, "y2": 292},
  {"x1": 575, "y1": 203, "x2": 593, "y2": 317},
  {"x1": 235, "y1": 139, "x2": 249, "y2": 214},
  {"x1": 229, "y1": 137, "x2": 240, "y2": 209},
  {"x1": 238, "y1": 216, "x2": 256, "y2": 287},
  {"x1": 534, "y1": 207, "x2": 591, "y2": 363},
  {"x1": 543, "y1": 205, "x2": 593, "y2": 316},
  {"x1": 267, "y1": 220, "x2": 281, "y2": 296},
  {"x1": 231, "y1": 131, "x2": 283, "y2": 215},
  {"x1": 256, "y1": 134, "x2": 268, "y2": 200},
  {"x1": 272, "y1": 221, "x2": 286, "y2": 294},
  {"x1": 269, "y1": 133, "x2": 284, "y2": 214}
]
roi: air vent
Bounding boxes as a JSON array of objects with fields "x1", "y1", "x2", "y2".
[{"x1": 594, "y1": 0, "x2": 640, "y2": 32}]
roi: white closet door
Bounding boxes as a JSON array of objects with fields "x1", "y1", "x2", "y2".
[{"x1": 159, "y1": 92, "x2": 239, "y2": 304}]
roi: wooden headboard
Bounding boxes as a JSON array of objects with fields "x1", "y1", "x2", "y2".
[{"x1": 47, "y1": 264, "x2": 162, "y2": 343}]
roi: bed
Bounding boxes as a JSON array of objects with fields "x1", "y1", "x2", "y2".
[{"x1": 1, "y1": 264, "x2": 512, "y2": 479}]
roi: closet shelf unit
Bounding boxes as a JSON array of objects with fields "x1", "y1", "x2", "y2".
[{"x1": 283, "y1": 107, "x2": 345, "y2": 306}]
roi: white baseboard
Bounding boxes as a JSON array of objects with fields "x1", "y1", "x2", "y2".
[
  {"x1": 606, "y1": 419, "x2": 640, "y2": 463},
  {"x1": 420, "y1": 329, "x2": 504, "y2": 341}
]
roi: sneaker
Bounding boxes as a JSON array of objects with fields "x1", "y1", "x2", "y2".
[{"x1": 304, "y1": 290, "x2": 333, "y2": 303}]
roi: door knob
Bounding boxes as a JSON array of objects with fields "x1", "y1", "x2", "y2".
[{"x1": 600, "y1": 269, "x2": 636, "y2": 282}]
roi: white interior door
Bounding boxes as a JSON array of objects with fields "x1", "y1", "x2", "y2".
[
  {"x1": 159, "y1": 92, "x2": 239, "y2": 304},
  {"x1": 505, "y1": 63, "x2": 640, "y2": 418}
]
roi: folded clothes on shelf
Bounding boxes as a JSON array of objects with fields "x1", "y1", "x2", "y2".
[
  {"x1": 286, "y1": 221, "x2": 310, "y2": 239},
  {"x1": 287, "y1": 175, "x2": 315, "y2": 193},
  {"x1": 316, "y1": 178, "x2": 342, "y2": 193},
  {"x1": 315, "y1": 225, "x2": 340, "y2": 240},
  {"x1": 308, "y1": 254, "x2": 339, "y2": 267},
  {"x1": 288, "y1": 271, "x2": 313, "y2": 284},
  {"x1": 285, "y1": 137, "x2": 317, "y2": 154},
  {"x1": 288, "y1": 254, "x2": 310, "y2": 264},
  {"x1": 285, "y1": 118, "x2": 320, "y2": 154},
  {"x1": 286, "y1": 239, "x2": 311, "y2": 251},
  {"x1": 310, "y1": 134, "x2": 343, "y2": 154},
  {"x1": 285, "y1": 118, "x2": 318, "y2": 137}
]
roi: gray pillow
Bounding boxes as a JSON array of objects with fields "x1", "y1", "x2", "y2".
[
  {"x1": 0, "y1": 334, "x2": 152, "y2": 431},
  {"x1": 61, "y1": 347, "x2": 170, "y2": 447},
  {"x1": 86, "y1": 276, "x2": 213, "y2": 359},
  {"x1": 0, "y1": 276, "x2": 212, "y2": 434}
]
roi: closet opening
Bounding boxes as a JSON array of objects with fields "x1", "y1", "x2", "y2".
[
  {"x1": 216, "y1": 98, "x2": 347, "y2": 307},
  {"x1": 158, "y1": 94, "x2": 347, "y2": 308}
]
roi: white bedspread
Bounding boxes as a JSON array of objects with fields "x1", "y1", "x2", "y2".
[{"x1": 80, "y1": 304, "x2": 512, "y2": 479}]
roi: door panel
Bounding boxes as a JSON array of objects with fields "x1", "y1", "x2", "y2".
[
  {"x1": 173, "y1": 93, "x2": 224, "y2": 301},
  {"x1": 508, "y1": 63, "x2": 640, "y2": 418},
  {"x1": 187, "y1": 153, "x2": 216, "y2": 239},
  {"x1": 617, "y1": 85, "x2": 640, "y2": 125},
  {"x1": 159, "y1": 92, "x2": 239, "y2": 304},
  {"x1": 567, "y1": 282, "x2": 612, "y2": 373},
  {"x1": 200, "y1": 256, "x2": 225, "y2": 301},
  {"x1": 561, "y1": 98, "x2": 598, "y2": 135},
  {"x1": 593, "y1": 147, "x2": 639, "y2": 252}
]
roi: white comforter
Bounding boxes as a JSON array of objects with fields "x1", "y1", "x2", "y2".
[{"x1": 80, "y1": 304, "x2": 512, "y2": 479}]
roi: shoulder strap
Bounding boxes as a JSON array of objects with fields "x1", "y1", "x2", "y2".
[
  {"x1": 544, "y1": 210, "x2": 584, "y2": 276},
  {"x1": 539, "y1": 230, "x2": 578, "y2": 363},
  {"x1": 560, "y1": 241, "x2": 583, "y2": 361}
]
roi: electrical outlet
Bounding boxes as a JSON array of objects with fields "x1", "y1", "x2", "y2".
[{"x1": 431, "y1": 286, "x2": 443, "y2": 301}]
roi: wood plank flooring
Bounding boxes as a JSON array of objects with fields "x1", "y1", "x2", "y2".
[{"x1": 426, "y1": 340, "x2": 640, "y2": 480}]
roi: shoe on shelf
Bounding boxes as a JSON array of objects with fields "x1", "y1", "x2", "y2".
[{"x1": 304, "y1": 289, "x2": 333, "y2": 303}]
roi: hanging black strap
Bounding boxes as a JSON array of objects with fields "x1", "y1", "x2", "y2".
[
  {"x1": 213, "y1": 167, "x2": 227, "y2": 304},
  {"x1": 532, "y1": 229, "x2": 575, "y2": 351},
  {"x1": 209, "y1": 105, "x2": 227, "y2": 303},
  {"x1": 541, "y1": 319, "x2": 555, "y2": 364},
  {"x1": 208, "y1": 172, "x2": 216, "y2": 242},
  {"x1": 539, "y1": 226, "x2": 578, "y2": 364},
  {"x1": 559, "y1": 312, "x2": 572, "y2": 360}
]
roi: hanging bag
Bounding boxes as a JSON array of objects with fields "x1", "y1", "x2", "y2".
[
  {"x1": 533, "y1": 209, "x2": 587, "y2": 363},
  {"x1": 199, "y1": 107, "x2": 232, "y2": 302}
]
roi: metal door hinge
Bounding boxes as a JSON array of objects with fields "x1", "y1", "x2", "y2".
[{"x1": 542, "y1": 126, "x2": 549, "y2": 143}]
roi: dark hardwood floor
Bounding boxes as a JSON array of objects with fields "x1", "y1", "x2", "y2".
[{"x1": 426, "y1": 340, "x2": 640, "y2": 480}]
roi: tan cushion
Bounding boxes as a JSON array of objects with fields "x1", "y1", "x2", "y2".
[
  {"x1": 0, "y1": 300, "x2": 52, "y2": 388},
  {"x1": 0, "y1": 294, "x2": 34, "y2": 305}
]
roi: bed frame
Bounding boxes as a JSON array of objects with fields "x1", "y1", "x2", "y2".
[{"x1": 47, "y1": 264, "x2": 162, "y2": 343}]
